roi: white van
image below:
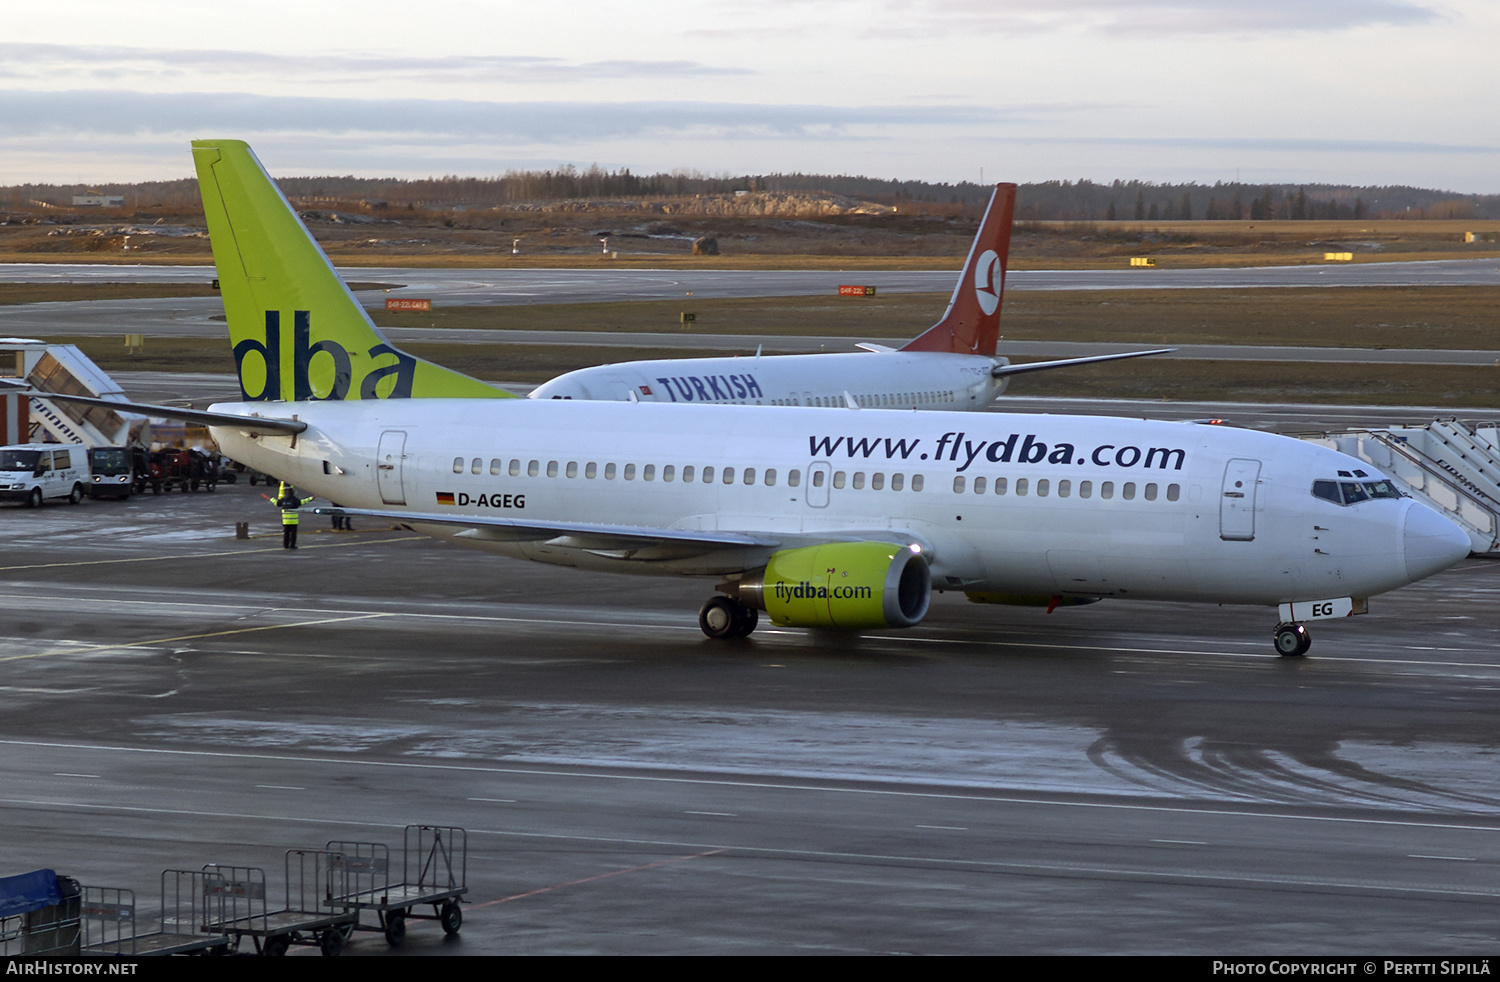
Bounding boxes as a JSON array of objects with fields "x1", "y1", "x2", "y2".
[{"x1": 0, "y1": 444, "x2": 89, "y2": 507}]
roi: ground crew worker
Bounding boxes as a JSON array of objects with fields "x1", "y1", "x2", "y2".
[{"x1": 274, "y1": 481, "x2": 315, "y2": 549}]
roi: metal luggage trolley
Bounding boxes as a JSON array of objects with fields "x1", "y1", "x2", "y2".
[
  {"x1": 80, "y1": 871, "x2": 233, "y2": 956},
  {"x1": 0, "y1": 870, "x2": 80, "y2": 956},
  {"x1": 329, "y1": 825, "x2": 467, "y2": 946},
  {"x1": 204, "y1": 849, "x2": 357, "y2": 956}
]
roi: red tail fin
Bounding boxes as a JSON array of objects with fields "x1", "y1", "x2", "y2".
[{"x1": 899, "y1": 184, "x2": 1015, "y2": 356}]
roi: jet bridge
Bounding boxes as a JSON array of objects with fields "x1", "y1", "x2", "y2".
[
  {"x1": 0, "y1": 339, "x2": 148, "y2": 447},
  {"x1": 1303, "y1": 418, "x2": 1500, "y2": 556}
]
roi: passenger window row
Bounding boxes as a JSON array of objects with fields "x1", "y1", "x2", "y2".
[
  {"x1": 952, "y1": 474, "x2": 1182, "y2": 502},
  {"x1": 450, "y1": 455, "x2": 1194, "y2": 504},
  {"x1": 768, "y1": 391, "x2": 954, "y2": 408},
  {"x1": 811, "y1": 470, "x2": 925, "y2": 492},
  {"x1": 457, "y1": 456, "x2": 798, "y2": 487},
  {"x1": 451, "y1": 457, "x2": 941, "y2": 493}
]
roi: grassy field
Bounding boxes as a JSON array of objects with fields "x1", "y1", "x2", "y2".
[
  {"x1": 8, "y1": 282, "x2": 1499, "y2": 353},
  {"x1": 4, "y1": 248, "x2": 1493, "y2": 271},
  {"x1": 55, "y1": 333, "x2": 1500, "y2": 407},
  {"x1": 0, "y1": 249, "x2": 978, "y2": 271},
  {"x1": 43, "y1": 284, "x2": 1500, "y2": 410},
  {"x1": 370, "y1": 286, "x2": 1500, "y2": 351},
  {"x1": 371, "y1": 292, "x2": 953, "y2": 338},
  {"x1": 3, "y1": 214, "x2": 1496, "y2": 269},
  {"x1": 1006, "y1": 359, "x2": 1500, "y2": 408},
  {"x1": 0, "y1": 281, "x2": 397, "y2": 304},
  {"x1": 1013, "y1": 218, "x2": 1500, "y2": 268},
  {"x1": 15, "y1": 267, "x2": 1500, "y2": 407},
  {"x1": 999, "y1": 286, "x2": 1500, "y2": 349},
  {"x1": 0, "y1": 283, "x2": 220, "y2": 304}
]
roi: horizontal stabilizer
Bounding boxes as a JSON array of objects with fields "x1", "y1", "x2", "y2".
[
  {"x1": 992, "y1": 348, "x2": 1175, "y2": 378},
  {"x1": 21, "y1": 390, "x2": 307, "y2": 434}
]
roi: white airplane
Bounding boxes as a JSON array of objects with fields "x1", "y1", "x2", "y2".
[
  {"x1": 529, "y1": 183, "x2": 1171, "y2": 409},
  {"x1": 35, "y1": 141, "x2": 1471, "y2": 657}
]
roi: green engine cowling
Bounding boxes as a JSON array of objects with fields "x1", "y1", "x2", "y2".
[{"x1": 733, "y1": 542, "x2": 931, "y2": 629}]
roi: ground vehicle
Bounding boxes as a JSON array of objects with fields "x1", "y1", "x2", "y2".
[
  {"x1": 148, "y1": 447, "x2": 219, "y2": 493},
  {"x1": 87, "y1": 446, "x2": 150, "y2": 499},
  {"x1": 218, "y1": 457, "x2": 257, "y2": 484},
  {"x1": 0, "y1": 444, "x2": 87, "y2": 507}
]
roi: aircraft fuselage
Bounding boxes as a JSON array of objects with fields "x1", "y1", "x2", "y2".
[
  {"x1": 529, "y1": 351, "x2": 1008, "y2": 410},
  {"x1": 212, "y1": 398, "x2": 1465, "y2": 607}
]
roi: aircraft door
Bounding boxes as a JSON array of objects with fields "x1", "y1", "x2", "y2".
[
  {"x1": 806, "y1": 461, "x2": 831, "y2": 508},
  {"x1": 1220, "y1": 458, "x2": 1261, "y2": 541},
  {"x1": 377, "y1": 430, "x2": 408, "y2": 505}
]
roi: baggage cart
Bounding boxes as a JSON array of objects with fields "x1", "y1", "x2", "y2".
[
  {"x1": 80, "y1": 871, "x2": 233, "y2": 956},
  {"x1": 203, "y1": 850, "x2": 356, "y2": 956},
  {"x1": 148, "y1": 447, "x2": 218, "y2": 494},
  {"x1": 328, "y1": 825, "x2": 467, "y2": 946},
  {"x1": 0, "y1": 869, "x2": 80, "y2": 956}
]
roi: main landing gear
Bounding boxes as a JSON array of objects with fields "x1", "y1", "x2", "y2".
[
  {"x1": 1273, "y1": 622, "x2": 1311, "y2": 657},
  {"x1": 699, "y1": 596, "x2": 758, "y2": 639}
]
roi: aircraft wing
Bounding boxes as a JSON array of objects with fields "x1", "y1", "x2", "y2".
[
  {"x1": 992, "y1": 348, "x2": 1175, "y2": 378},
  {"x1": 8, "y1": 387, "x2": 307, "y2": 435},
  {"x1": 312, "y1": 505, "x2": 928, "y2": 564},
  {"x1": 313, "y1": 505, "x2": 782, "y2": 560}
]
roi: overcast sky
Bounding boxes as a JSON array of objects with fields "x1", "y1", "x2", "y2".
[{"x1": 4, "y1": 0, "x2": 1496, "y2": 191}]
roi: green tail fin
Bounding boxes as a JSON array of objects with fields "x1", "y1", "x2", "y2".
[{"x1": 192, "y1": 139, "x2": 509, "y2": 402}]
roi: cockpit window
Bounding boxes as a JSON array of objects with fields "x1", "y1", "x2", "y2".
[{"x1": 1313, "y1": 478, "x2": 1404, "y2": 506}]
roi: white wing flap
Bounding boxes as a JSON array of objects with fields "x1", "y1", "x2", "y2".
[
  {"x1": 311, "y1": 506, "x2": 932, "y2": 564},
  {"x1": 312, "y1": 506, "x2": 780, "y2": 553}
]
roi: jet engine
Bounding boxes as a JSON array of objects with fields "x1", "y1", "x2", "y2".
[{"x1": 729, "y1": 542, "x2": 931, "y2": 629}]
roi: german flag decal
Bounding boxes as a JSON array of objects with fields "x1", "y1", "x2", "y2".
[{"x1": 436, "y1": 491, "x2": 456, "y2": 506}]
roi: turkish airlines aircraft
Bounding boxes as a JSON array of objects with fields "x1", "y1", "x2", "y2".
[
  {"x1": 37, "y1": 141, "x2": 1471, "y2": 657},
  {"x1": 529, "y1": 184, "x2": 1169, "y2": 409}
]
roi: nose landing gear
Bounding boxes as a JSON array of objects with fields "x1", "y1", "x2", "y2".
[{"x1": 1274, "y1": 622, "x2": 1311, "y2": 657}]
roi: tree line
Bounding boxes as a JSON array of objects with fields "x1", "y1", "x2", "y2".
[{"x1": 4, "y1": 170, "x2": 1496, "y2": 221}]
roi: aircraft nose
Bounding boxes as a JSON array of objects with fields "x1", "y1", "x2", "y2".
[{"x1": 1402, "y1": 503, "x2": 1472, "y2": 582}]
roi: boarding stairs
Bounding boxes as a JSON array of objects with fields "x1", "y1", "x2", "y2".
[
  {"x1": 0, "y1": 339, "x2": 147, "y2": 447},
  {"x1": 1306, "y1": 418, "x2": 1500, "y2": 556}
]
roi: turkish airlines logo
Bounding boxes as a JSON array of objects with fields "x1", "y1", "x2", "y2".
[{"x1": 973, "y1": 250, "x2": 1002, "y2": 315}]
